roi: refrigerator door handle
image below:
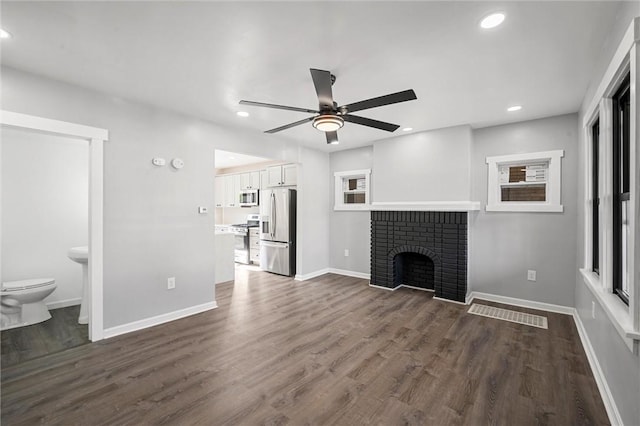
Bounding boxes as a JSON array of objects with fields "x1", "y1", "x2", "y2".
[{"x1": 271, "y1": 192, "x2": 276, "y2": 239}]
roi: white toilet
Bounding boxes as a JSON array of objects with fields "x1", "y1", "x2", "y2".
[{"x1": 0, "y1": 278, "x2": 57, "y2": 330}]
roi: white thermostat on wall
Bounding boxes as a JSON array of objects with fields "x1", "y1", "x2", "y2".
[
  {"x1": 152, "y1": 158, "x2": 166, "y2": 166},
  {"x1": 171, "y1": 158, "x2": 184, "y2": 169}
]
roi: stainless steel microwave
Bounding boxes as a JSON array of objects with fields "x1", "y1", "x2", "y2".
[{"x1": 239, "y1": 189, "x2": 259, "y2": 207}]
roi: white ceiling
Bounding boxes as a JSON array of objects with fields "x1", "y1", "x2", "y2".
[{"x1": 0, "y1": 1, "x2": 622, "y2": 152}]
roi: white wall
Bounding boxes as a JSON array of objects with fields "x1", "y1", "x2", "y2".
[
  {"x1": 1, "y1": 66, "x2": 301, "y2": 329},
  {"x1": 329, "y1": 146, "x2": 372, "y2": 274},
  {"x1": 469, "y1": 114, "x2": 579, "y2": 307},
  {"x1": 1, "y1": 128, "x2": 88, "y2": 306},
  {"x1": 373, "y1": 125, "x2": 472, "y2": 202},
  {"x1": 575, "y1": 5, "x2": 640, "y2": 425},
  {"x1": 296, "y1": 147, "x2": 330, "y2": 277}
]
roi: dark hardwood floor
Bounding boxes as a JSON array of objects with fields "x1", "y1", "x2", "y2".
[
  {"x1": 1, "y1": 269, "x2": 608, "y2": 425},
  {"x1": 1, "y1": 305, "x2": 89, "y2": 367}
]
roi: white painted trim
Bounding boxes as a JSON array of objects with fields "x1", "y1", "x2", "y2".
[
  {"x1": 401, "y1": 285, "x2": 434, "y2": 292},
  {"x1": 0, "y1": 110, "x2": 109, "y2": 141},
  {"x1": 572, "y1": 310, "x2": 624, "y2": 426},
  {"x1": 486, "y1": 204, "x2": 563, "y2": 213},
  {"x1": 369, "y1": 282, "x2": 438, "y2": 293},
  {"x1": 88, "y1": 138, "x2": 104, "y2": 342},
  {"x1": 327, "y1": 268, "x2": 371, "y2": 280},
  {"x1": 466, "y1": 291, "x2": 574, "y2": 315},
  {"x1": 580, "y1": 269, "x2": 639, "y2": 348},
  {"x1": 0, "y1": 110, "x2": 107, "y2": 342},
  {"x1": 103, "y1": 301, "x2": 217, "y2": 339},
  {"x1": 370, "y1": 201, "x2": 481, "y2": 211},
  {"x1": 334, "y1": 169, "x2": 371, "y2": 211},
  {"x1": 369, "y1": 283, "x2": 401, "y2": 291},
  {"x1": 294, "y1": 268, "x2": 330, "y2": 281},
  {"x1": 46, "y1": 298, "x2": 81, "y2": 310},
  {"x1": 486, "y1": 150, "x2": 564, "y2": 213},
  {"x1": 433, "y1": 296, "x2": 466, "y2": 305},
  {"x1": 582, "y1": 18, "x2": 638, "y2": 127}
]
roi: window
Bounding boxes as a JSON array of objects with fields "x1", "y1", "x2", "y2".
[
  {"x1": 591, "y1": 119, "x2": 600, "y2": 274},
  {"x1": 334, "y1": 169, "x2": 371, "y2": 210},
  {"x1": 612, "y1": 74, "x2": 630, "y2": 304},
  {"x1": 486, "y1": 150, "x2": 564, "y2": 212}
]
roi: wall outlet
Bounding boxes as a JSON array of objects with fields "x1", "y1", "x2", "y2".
[
  {"x1": 592, "y1": 301, "x2": 596, "y2": 319},
  {"x1": 167, "y1": 276, "x2": 176, "y2": 290},
  {"x1": 344, "y1": 249, "x2": 350, "y2": 257},
  {"x1": 527, "y1": 270, "x2": 537, "y2": 281}
]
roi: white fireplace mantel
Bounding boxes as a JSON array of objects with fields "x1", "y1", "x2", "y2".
[{"x1": 370, "y1": 201, "x2": 481, "y2": 211}]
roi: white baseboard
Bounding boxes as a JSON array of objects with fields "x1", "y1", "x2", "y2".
[
  {"x1": 368, "y1": 283, "x2": 436, "y2": 293},
  {"x1": 433, "y1": 296, "x2": 466, "y2": 305},
  {"x1": 369, "y1": 283, "x2": 401, "y2": 291},
  {"x1": 572, "y1": 310, "x2": 623, "y2": 426},
  {"x1": 103, "y1": 301, "x2": 217, "y2": 339},
  {"x1": 46, "y1": 298, "x2": 81, "y2": 310},
  {"x1": 466, "y1": 291, "x2": 575, "y2": 315},
  {"x1": 294, "y1": 268, "x2": 330, "y2": 281},
  {"x1": 327, "y1": 268, "x2": 371, "y2": 280}
]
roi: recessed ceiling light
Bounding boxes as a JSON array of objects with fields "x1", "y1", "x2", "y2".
[
  {"x1": 507, "y1": 105, "x2": 522, "y2": 112},
  {"x1": 328, "y1": 140, "x2": 339, "y2": 145},
  {"x1": 236, "y1": 111, "x2": 249, "y2": 117},
  {"x1": 0, "y1": 29, "x2": 12, "y2": 39},
  {"x1": 480, "y1": 13, "x2": 505, "y2": 29},
  {"x1": 402, "y1": 127, "x2": 413, "y2": 132}
]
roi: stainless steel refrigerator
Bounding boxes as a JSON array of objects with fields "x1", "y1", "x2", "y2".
[{"x1": 259, "y1": 188, "x2": 296, "y2": 276}]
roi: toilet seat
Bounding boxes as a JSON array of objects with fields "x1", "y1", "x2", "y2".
[{"x1": 1, "y1": 278, "x2": 56, "y2": 292}]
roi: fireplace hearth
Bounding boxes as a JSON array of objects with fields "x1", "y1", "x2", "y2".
[{"x1": 370, "y1": 211, "x2": 467, "y2": 302}]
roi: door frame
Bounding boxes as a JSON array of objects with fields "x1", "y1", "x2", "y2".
[{"x1": 0, "y1": 110, "x2": 108, "y2": 341}]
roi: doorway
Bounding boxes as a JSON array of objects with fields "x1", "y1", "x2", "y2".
[{"x1": 0, "y1": 110, "x2": 107, "y2": 342}]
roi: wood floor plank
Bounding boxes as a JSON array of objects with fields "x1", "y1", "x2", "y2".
[{"x1": 1, "y1": 272, "x2": 610, "y2": 425}]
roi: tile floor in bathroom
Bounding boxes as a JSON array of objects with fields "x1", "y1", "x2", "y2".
[{"x1": 1, "y1": 305, "x2": 88, "y2": 367}]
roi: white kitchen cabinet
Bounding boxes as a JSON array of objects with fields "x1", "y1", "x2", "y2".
[
  {"x1": 260, "y1": 169, "x2": 268, "y2": 190},
  {"x1": 266, "y1": 164, "x2": 297, "y2": 187},
  {"x1": 224, "y1": 174, "x2": 241, "y2": 207},
  {"x1": 240, "y1": 171, "x2": 260, "y2": 190},
  {"x1": 214, "y1": 176, "x2": 225, "y2": 208}
]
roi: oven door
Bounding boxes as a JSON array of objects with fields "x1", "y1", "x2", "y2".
[{"x1": 232, "y1": 229, "x2": 249, "y2": 263}]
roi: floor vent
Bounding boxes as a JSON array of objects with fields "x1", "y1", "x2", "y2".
[{"x1": 468, "y1": 303, "x2": 548, "y2": 329}]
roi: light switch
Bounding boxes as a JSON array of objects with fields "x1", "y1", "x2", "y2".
[{"x1": 198, "y1": 206, "x2": 208, "y2": 214}]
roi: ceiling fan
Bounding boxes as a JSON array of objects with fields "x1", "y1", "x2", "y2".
[{"x1": 239, "y1": 68, "x2": 417, "y2": 145}]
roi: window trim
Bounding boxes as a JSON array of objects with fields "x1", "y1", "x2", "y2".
[
  {"x1": 580, "y1": 16, "x2": 639, "y2": 350},
  {"x1": 485, "y1": 150, "x2": 564, "y2": 212},
  {"x1": 612, "y1": 75, "x2": 631, "y2": 305},
  {"x1": 333, "y1": 169, "x2": 371, "y2": 211}
]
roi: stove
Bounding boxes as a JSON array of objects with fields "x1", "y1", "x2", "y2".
[{"x1": 231, "y1": 214, "x2": 260, "y2": 264}]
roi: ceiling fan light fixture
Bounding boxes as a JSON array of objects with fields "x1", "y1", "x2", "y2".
[{"x1": 313, "y1": 115, "x2": 344, "y2": 132}]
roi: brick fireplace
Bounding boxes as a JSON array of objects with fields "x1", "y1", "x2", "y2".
[{"x1": 370, "y1": 211, "x2": 467, "y2": 302}]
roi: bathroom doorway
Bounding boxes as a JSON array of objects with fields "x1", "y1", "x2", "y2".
[{"x1": 0, "y1": 111, "x2": 107, "y2": 349}]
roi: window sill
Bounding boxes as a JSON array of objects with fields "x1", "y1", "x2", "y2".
[
  {"x1": 334, "y1": 204, "x2": 371, "y2": 211},
  {"x1": 486, "y1": 203, "x2": 563, "y2": 212},
  {"x1": 579, "y1": 269, "x2": 640, "y2": 351}
]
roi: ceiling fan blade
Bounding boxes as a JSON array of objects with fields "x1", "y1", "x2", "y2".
[
  {"x1": 340, "y1": 89, "x2": 417, "y2": 114},
  {"x1": 343, "y1": 114, "x2": 400, "y2": 132},
  {"x1": 310, "y1": 68, "x2": 334, "y2": 110},
  {"x1": 326, "y1": 131, "x2": 339, "y2": 144},
  {"x1": 265, "y1": 116, "x2": 315, "y2": 134},
  {"x1": 239, "y1": 100, "x2": 318, "y2": 114}
]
